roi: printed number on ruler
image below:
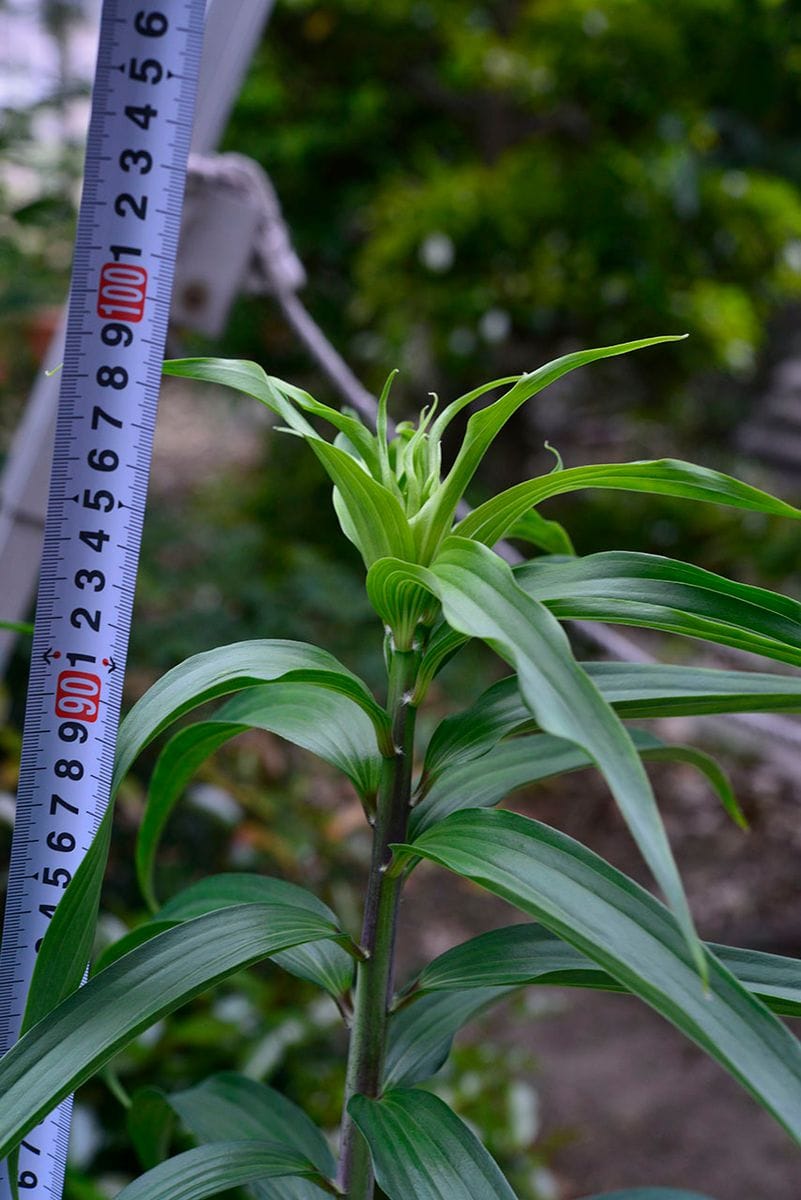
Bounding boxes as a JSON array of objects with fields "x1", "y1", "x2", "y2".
[{"x1": 0, "y1": 3, "x2": 204, "y2": 1198}]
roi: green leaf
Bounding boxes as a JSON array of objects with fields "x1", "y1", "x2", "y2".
[
  {"x1": 580, "y1": 1192, "x2": 715, "y2": 1200},
  {"x1": 169, "y1": 1072, "x2": 336, "y2": 1179},
  {"x1": 163, "y1": 356, "x2": 380, "y2": 474},
  {"x1": 411, "y1": 730, "x2": 739, "y2": 836},
  {"x1": 137, "y1": 724, "x2": 237, "y2": 912},
  {"x1": 349, "y1": 1087, "x2": 518, "y2": 1199},
  {"x1": 0, "y1": 618, "x2": 33, "y2": 635},
  {"x1": 425, "y1": 663, "x2": 801, "y2": 780},
  {"x1": 455, "y1": 458, "x2": 801, "y2": 549},
  {"x1": 394, "y1": 808, "x2": 801, "y2": 1143},
  {"x1": 517, "y1": 551, "x2": 801, "y2": 666},
  {"x1": 163, "y1": 358, "x2": 317, "y2": 439},
  {"x1": 137, "y1": 681, "x2": 382, "y2": 909},
  {"x1": 414, "y1": 621, "x2": 468, "y2": 702},
  {"x1": 116, "y1": 641, "x2": 391, "y2": 785},
  {"x1": 157, "y1": 874, "x2": 354, "y2": 999},
  {"x1": 506, "y1": 507, "x2": 575, "y2": 555},
  {"x1": 113, "y1": 1141, "x2": 326, "y2": 1200},
  {"x1": 267, "y1": 372, "x2": 382, "y2": 475},
  {"x1": 94, "y1": 875, "x2": 354, "y2": 1000},
  {"x1": 385, "y1": 989, "x2": 510, "y2": 1089},
  {"x1": 413, "y1": 924, "x2": 801, "y2": 1017},
  {"x1": 423, "y1": 539, "x2": 703, "y2": 973},
  {"x1": 366, "y1": 558, "x2": 439, "y2": 649},
  {"x1": 413, "y1": 338, "x2": 684, "y2": 562},
  {"x1": 24, "y1": 641, "x2": 388, "y2": 1032},
  {"x1": 0, "y1": 903, "x2": 341, "y2": 1158},
  {"x1": 638, "y1": 743, "x2": 746, "y2": 829},
  {"x1": 586, "y1": 660, "x2": 801, "y2": 718},
  {"x1": 427, "y1": 375, "x2": 520, "y2": 443},
  {"x1": 310, "y1": 438, "x2": 416, "y2": 566},
  {"x1": 22, "y1": 806, "x2": 113, "y2": 1031},
  {"x1": 91, "y1": 919, "x2": 176, "y2": 977},
  {"x1": 127, "y1": 1087, "x2": 175, "y2": 1170}
]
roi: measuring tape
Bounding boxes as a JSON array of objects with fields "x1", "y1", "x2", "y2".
[{"x1": 0, "y1": 2, "x2": 204, "y2": 1195}]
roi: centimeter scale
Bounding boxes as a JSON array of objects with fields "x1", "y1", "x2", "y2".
[{"x1": 0, "y1": 2, "x2": 205, "y2": 1196}]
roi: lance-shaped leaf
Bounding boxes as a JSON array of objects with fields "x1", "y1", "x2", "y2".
[
  {"x1": 424, "y1": 663, "x2": 801, "y2": 780},
  {"x1": 349, "y1": 1087, "x2": 518, "y2": 1199},
  {"x1": 408, "y1": 539, "x2": 702, "y2": 972},
  {"x1": 367, "y1": 558, "x2": 439, "y2": 650},
  {"x1": 454, "y1": 458, "x2": 801, "y2": 549},
  {"x1": 0, "y1": 618, "x2": 33, "y2": 634},
  {"x1": 157, "y1": 875, "x2": 354, "y2": 999},
  {"x1": 310, "y1": 438, "x2": 416, "y2": 566},
  {"x1": 385, "y1": 989, "x2": 511, "y2": 1089},
  {"x1": 580, "y1": 1192, "x2": 714, "y2": 1200},
  {"x1": 113, "y1": 1141, "x2": 328, "y2": 1200},
  {"x1": 415, "y1": 621, "x2": 469, "y2": 702},
  {"x1": 22, "y1": 805, "x2": 113, "y2": 1030},
  {"x1": 577, "y1": 1190, "x2": 714, "y2": 1200},
  {"x1": 137, "y1": 682, "x2": 382, "y2": 909},
  {"x1": 169, "y1": 1072, "x2": 336, "y2": 1179},
  {"x1": 163, "y1": 357, "x2": 380, "y2": 475},
  {"x1": 24, "y1": 641, "x2": 389, "y2": 1031},
  {"x1": 427, "y1": 374, "x2": 520, "y2": 442},
  {"x1": 0, "y1": 903, "x2": 342, "y2": 1158},
  {"x1": 586, "y1": 660, "x2": 801, "y2": 717},
  {"x1": 506, "y1": 507, "x2": 575, "y2": 555},
  {"x1": 411, "y1": 731, "x2": 740, "y2": 837},
  {"x1": 517, "y1": 552, "x2": 801, "y2": 667},
  {"x1": 412, "y1": 337, "x2": 683, "y2": 563},
  {"x1": 127, "y1": 1087, "x2": 175, "y2": 1170},
  {"x1": 413, "y1": 924, "x2": 801, "y2": 1018},
  {"x1": 94, "y1": 876, "x2": 354, "y2": 1001},
  {"x1": 393, "y1": 808, "x2": 801, "y2": 1143},
  {"x1": 116, "y1": 640, "x2": 391, "y2": 782}
]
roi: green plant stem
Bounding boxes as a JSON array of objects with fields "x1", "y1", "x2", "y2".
[{"x1": 338, "y1": 644, "x2": 419, "y2": 1198}]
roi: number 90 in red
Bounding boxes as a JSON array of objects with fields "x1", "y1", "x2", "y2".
[{"x1": 55, "y1": 670, "x2": 102, "y2": 722}]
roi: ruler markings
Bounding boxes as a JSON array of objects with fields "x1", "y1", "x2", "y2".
[{"x1": 0, "y1": 2, "x2": 204, "y2": 1197}]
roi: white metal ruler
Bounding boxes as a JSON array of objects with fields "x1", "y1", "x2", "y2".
[{"x1": 0, "y1": 2, "x2": 205, "y2": 1196}]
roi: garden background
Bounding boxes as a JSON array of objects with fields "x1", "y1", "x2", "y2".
[{"x1": 2, "y1": 1, "x2": 801, "y2": 1197}]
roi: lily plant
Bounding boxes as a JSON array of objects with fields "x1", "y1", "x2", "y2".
[{"x1": 3, "y1": 336, "x2": 801, "y2": 1200}]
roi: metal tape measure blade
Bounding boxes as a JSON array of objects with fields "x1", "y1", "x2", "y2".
[{"x1": 0, "y1": 2, "x2": 204, "y2": 1196}]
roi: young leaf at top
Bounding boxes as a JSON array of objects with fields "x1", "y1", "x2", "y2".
[
  {"x1": 164, "y1": 356, "x2": 381, "y2": 475},
  {"x1": 412, "y1": 337, "x2": 684, "y2": 563},
  {"x1": 506, "y1": 506, "x2": 575, "y2": 555},
  {"x1": 454, "y1": 458, "x2": 801, "y2": 549}
]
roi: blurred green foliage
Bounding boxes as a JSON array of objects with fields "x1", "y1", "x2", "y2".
[{"x1": 218, "y1": 0, "x2": 801, "y2": 400}]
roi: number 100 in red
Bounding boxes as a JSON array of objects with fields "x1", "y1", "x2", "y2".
[{"x1": 96, "y1": 262, "x2": 147, "y2": 322}]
